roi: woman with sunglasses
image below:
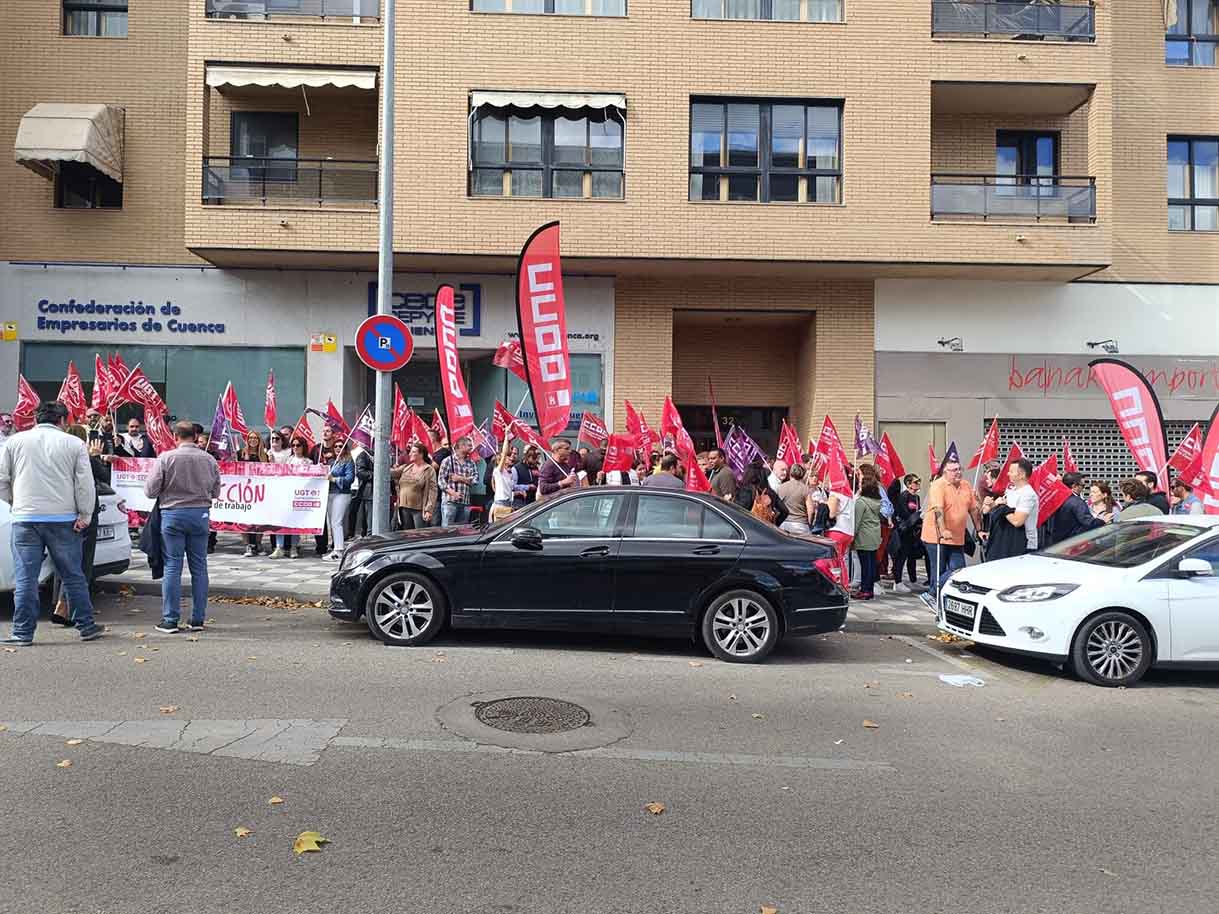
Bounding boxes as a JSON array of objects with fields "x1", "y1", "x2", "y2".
[
  {"x1": 267, "y1": 430, "x2": 292, "y2": 465},
  {"x1": 269, "y1": 437, "x2": 313, "y2": 559},
  {"x1": 240, "y1": 430, "x2": 270, "y2": 556}
]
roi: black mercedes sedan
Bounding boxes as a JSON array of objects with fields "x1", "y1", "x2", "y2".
[{"x1": 329, "y1": 488, "x2": 848, "y2": 663}]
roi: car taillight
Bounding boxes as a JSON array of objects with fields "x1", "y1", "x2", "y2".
[{"x1": 814, "y1": 557, "x2": 843, "y2": 588}]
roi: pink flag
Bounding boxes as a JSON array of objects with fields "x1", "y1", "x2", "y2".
[
  {"x1": 264, "y1": 369, "x2": 277, "y2": 430},
  {"x1": 1167, "y1": 423, "x2": 1204, "y2": 485},
  {"x1": 1195, "y1": 406, "x2": 1219, "y2": 513},
  {"x1": 815, "y1": 416, "x2": 848, "y2": 470},
  {"x1": 56, "y1": 361, "x2": 87, "y2": 423}
]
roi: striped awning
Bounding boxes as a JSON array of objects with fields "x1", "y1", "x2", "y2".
[
  {"x1": 14, "y1": 103, "x2": 125, "y2": 183},
  {"x1": 206, "y1": 66, "x2": 377, "y2": 90}
]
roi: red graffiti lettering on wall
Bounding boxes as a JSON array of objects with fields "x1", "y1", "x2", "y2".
[{"x1": 1007, "y1": 357, "x2": 1219, "y2": 396}]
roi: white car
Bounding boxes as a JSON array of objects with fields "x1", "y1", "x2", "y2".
[
  {"x1": 0, "y1": 493, "x2": 132, "y2": 604},
  {"x1": 937, "y1": 516, "x2": 1219, "y2": 687}
]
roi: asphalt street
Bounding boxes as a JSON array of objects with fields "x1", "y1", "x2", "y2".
[{"x1": 2, "y1": 591, "x2": 1217, "y2": 914}]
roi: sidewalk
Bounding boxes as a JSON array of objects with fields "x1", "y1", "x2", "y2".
[{"x1": 100, "y1": 533, "x2": 938, "y2": 635}]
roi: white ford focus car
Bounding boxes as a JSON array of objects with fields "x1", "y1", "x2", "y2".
[{"x1": 937, "y1": 517, "x2": 1219, "y2": 687}]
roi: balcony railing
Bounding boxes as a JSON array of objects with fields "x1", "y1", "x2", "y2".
[
  {"x1": 932, "y1": 1, "x2": 1095, "y2": 40},
  {"x1": 202, "y1": 157, "x2": 378, "y2": 206},
  {"x1": 931, "y1": 174, "x2": 1096, "y2": 223},
  {"x1": 205, "y1": 0, "x2": 379, "y2": 20}
]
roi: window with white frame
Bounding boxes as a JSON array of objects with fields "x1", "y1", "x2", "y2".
[
  {"x1": 472, "y1": 0, "x2": 626, "y2": 15},
  {"x1": 692, "y1": 0, "x2": 842, "y2": 22},
  {"x1": 470, "y1": 106, "x2": 625, "y2": 199}
]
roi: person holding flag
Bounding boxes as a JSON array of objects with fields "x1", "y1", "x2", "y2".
[
  {"x1": 919, "y1": 455, "x2": 983, "y2": 610},
  {"x1": 983, "y1": 458, "x2": 1039, "y2": 561},
  {"x1": 391, "y1": 441, "x2": 438, "y2": 530}
]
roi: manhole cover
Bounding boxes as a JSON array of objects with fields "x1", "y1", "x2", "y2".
[{"x1": 474, "y1": 697, "x2": 591, "y2": 734}]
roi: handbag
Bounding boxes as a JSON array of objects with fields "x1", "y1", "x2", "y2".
[
  {"x1": 963, "y1": 529, "x2": 977, "y2": 557},
  {"x1": 751, "y1": 491, "x2": 777, "y2": 525}
]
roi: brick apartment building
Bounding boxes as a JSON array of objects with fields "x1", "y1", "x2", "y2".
[{"x1": 1, "y1": 1, "x2": 1216, "y2": 479}]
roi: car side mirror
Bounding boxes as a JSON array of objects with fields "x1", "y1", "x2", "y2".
[
  {"x1": 511, "y1": 526, "x2": 543, "y2": 551},
  {"x1": 1178, "y1": 558, "x2": 1214, "y2": 578}
]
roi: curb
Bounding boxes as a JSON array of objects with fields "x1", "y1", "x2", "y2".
[
  {"x1": 843, "y1": 620, "x2": 939, "y2": 636},
  {"x1": 97, "y1": 579, "x2": 330, "y2": 603}
]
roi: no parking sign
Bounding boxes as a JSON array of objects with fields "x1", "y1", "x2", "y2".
[{"x1": 354, "y1": 314, "x2": 414, "y2": 372}]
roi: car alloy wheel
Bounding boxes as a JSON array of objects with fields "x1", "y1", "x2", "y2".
[
  {"x1": 365, "y1": 572, "x2": 446, "y2": 646},
  {"x1": 1071, "y1": 611, "x2": 1152, "y2": 688},
  {"x1": 702, "y1": 590, "x2": 779, "y2": 663}
]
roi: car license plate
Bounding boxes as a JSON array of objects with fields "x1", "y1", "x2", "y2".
[
  {"x1": 96, "y1": 527, "x2": 116, "y2": 542},
  {"x1": 944, "y1": 597, "x2": 975, "y2": 620}
]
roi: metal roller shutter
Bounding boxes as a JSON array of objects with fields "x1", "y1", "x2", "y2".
[{"x1": 993, "y1": 419, "x2": 1198, "y2": 485}]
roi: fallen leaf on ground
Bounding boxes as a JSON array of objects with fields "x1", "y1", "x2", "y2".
[
  {"x1": 159, "y1": 706, "x2": 178, "y2": 715},
  {"x1": 751, "y1": 713, "x2": 766, "y2": 720},
  {"x1": 268, "y1": 796, "x2": 285, "y2": 805},
  {"x1": 56, "y1": 759, "x2": 72, "y2": 768},
  {"x1": 644, "y1": 802, "x2": 666, "y2": 815},
  {"x1": 3, "y1": 648, "x2": 16, "y2": 654},
  {"x1": 864, "y1": 680, "x2": 879, "y2": 689},
  {"x1": 688, "y1": 660, "x2": 704, "y2": 668},
  {"x1": 247, "y1": 656, "x2": 258, "y2": 661},
  {"x1": 65, "y1": 739, "x2": 83, "y2": 746},
  {"x1": 862, "y1": 720, "x2": 880, "y2": 729},
  {"x1": 0, "y1": 725, "x2": 8, "y2": 732},
  {"x1": 761, "y1": 907, "x2": 779, "y2": 914},
  {"x1": 234, "y1": 827, "x2": 252, "y2": 838},
  {"x1": 896, "y1": 692, "x2": 914, "y2": 699},
  {"x1": 150, "y1": 647, "x2": 160, "y2": 652},
  {"x1": 430, "y1": 655, "x2": 447, "y2": 663},
  {"x1": 187, "y1": 636, "x2": 199, "y2": 642},
  {"x1": 116, "y1": 651, "x2": 127, "y2": 657},
  {"x1": 134, "y1": 657, "x2": 148, "y2": 664},
  {"x1": 133, "y1": 633, "x2": 146, "y2": 640},
  {"x1": 927, "y1": 631, "x2": 965, "y2": 644},
  {"x1": 293, "y1": 831, "x2": 330, "y2": 855}
]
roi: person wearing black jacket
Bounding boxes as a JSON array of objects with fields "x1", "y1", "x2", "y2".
[
  {"x1": 984, "y1": 504, "x2": 1029, "y2": 561},
  {"x1": 1134, "y1": 471, "x2": 1172, "y2": 515},
  {"x1": 735, "y1": 460, "x2": 789, "y2": 527},
  {"x1": 889, "y1": 474, "x2": 929, "y2": 592},
  {"x1": 1041, "y1": 472, "x2": 1103, "y2": 547},
  {"x1": 51, "y1": 430, "x2": 114, "y2": 628},
  {"x1": 345, "y1": 444, "x2": 374, "y2": 539}
]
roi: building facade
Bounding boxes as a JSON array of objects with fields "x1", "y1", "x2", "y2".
[{"x1": 1, "y1": 1, "x2": 1216, "y2": 471}]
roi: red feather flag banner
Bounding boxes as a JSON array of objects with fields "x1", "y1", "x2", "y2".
[
  {"x1": 91, "y1": 354, "x2": 110, "y2": 414},
  {"x1": 1031, "y1": 454, "x2": 1072, "y2": 526},
  {"x1": 1089, "y1": 358, "x2": 1169, "y2": 491},
  {"x1": 56, "y1": 361, "x2": 87, "y2": 423},
  {"x1": 515, "y1": 222, "x2": 572, "y2": 440},
  {"x1": 1061, "y1": 438, "x2": 1078, "y2": 475},
  {"x1": 1195, "y1": 404, "x2": 1219, "y2": 514},
  {"x1": 968, "y1": 416, "x2": 999, "y2": 470},
  {"x1": 435, "y1": 284, "x2": 475, "y2": 442},
  {"x1": 1168, "y1": 422, "x2": 1204, "y2": 486}
]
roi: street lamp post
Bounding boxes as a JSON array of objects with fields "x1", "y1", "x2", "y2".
[{"x1": 370, "y1": 0, "x2": 395, "y2": 535}]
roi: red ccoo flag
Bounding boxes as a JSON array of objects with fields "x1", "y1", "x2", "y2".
[
  {"x1": 291, "y1": 412, "x2": 316, "y2": 449},
  {"x1": 1061, "y1": 438, "x2": 1078, "y2": 475},
  {"x1": 56, "y1": 361, "x2": 87, "y2": 423},
  {"x1": 13, "y1": 374, "x2": 40, "y2": 430},
  {"x1": 492, "y1": 338, "x2": 529, "y2": 383},
  {"x1": 264, "y1": 369, "x2": 277, "y2": 430},
  {"x1": 91, "y1": 354, "x2": 110, "y2": 414},
  {"x1": 968, "y1": 416, "x2": 999, "y2": 470},
  {"x1": 776, "y1": 419, "x2": 803, "y2": 467},
  {"x1": 220, "y1": 381, "x2": 249, "y2": 436},
  {"x1": 1031, "y1": 454, "x2": 1072, "y2": 526},
  {"x1": 410, "y1": 409, "x2": 433, "y2": 449},
  {"x1": 577, "y1": 411, "x2": 609, "y2": 449},
  {"x1": 1168, "y1": 423, "x2": 1204, "y2": 486},
  {"x1": 990, "y1": 443, "x2": 1025, "y2": 496},
  {"x1": 602, "y1": 433, "x2": 640, "y2": 474},
  {"x1": 624, "y1": 400, "x2": 659, "y2": 455}
]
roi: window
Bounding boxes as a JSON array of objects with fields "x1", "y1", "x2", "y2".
[
  {"x1": 231, "y1": 112, "x2": 300, "y2": 185},
  {"x1": 1183, "y1": 539, "x2": 1219, "y2": 575},
  {"x1": 689, "y1": 99, "x2": 842, "y2": 203},
  {"x1": 996, "y1": 130, "x2": 1059, "y2": 195},
  {"x1": 471, "y1": 0, "x2": 626, "y2": 15},
  {"x1": 63, "y1": 0, "x2": 128, "y2": 36},
  {"x1": 56, "y1": 162, "x2": 123, "y2": 208},
  {"x1": 1166, "y1": 0, "x2": 1218, "y2": 65},
  {"x1": 633, "y1": 497, "x2": 744, "y2": 540},
  {"x1": 1042, "y1": 522, "x2": 1203, "y2": 568},
  {"x1": 471, "y1": 107, "x2": 624, "y2": 199},
  {"x1": 1168, "y1": 137, "x2": 1219, "y2": 231},
  {"x1": 692, "y1": 0, "x2": 842, "y2": 21},
  {"x1": 530, "y1": 494, "x2": 624, "y2": 539}
]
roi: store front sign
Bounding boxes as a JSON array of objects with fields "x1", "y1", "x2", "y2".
[
  {"x1": 33, "y1": 298, "x2": 226, "y2": 336},
  {"x1": 368, "y1": 282, "x2": 481, "y2": 338}
]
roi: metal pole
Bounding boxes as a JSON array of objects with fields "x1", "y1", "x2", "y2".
[{"x1": 370, "y1": 0, "x2": 395, "y2": 535}]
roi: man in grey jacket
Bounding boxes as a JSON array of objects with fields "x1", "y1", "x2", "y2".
[
  {"x1": 0, "y1": 401, "x2": 104, "y2": 644},
  {"x1": 145, "y1": 421, "x2": 222, "y2": 634}
]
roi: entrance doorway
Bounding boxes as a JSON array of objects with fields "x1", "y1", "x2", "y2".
[
  {"x1": 677, "y1": 404, "x2": 788, "y2": 454},
  {"x1": 877, "y1": 421, "x2": 946, "y2": 479}
]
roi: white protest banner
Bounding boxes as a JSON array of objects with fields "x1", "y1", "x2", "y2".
[{"x1": 112, "y1": 457, "x2": 328, "y2": 534}]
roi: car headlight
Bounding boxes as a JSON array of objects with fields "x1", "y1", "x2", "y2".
[
  {"x1": 340, "y1": 548, "x2": 374, "y2": 572},
  {"x1": 998, "y1": 583, "x2": 1079, "y2": 602}
]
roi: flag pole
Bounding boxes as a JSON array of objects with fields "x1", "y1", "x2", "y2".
[{"x1": 369, "y1": 0, "x2": 395, "y2": 536}]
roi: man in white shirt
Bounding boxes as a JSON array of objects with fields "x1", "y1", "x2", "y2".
[{"x1": 996, "y1": 458, "x2": 1040, "y2": 552}]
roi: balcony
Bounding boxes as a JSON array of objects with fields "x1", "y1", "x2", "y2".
[
  {"x1": 202, "y1": 157, "x2": 377, "y2": 207},
  {"x1": 205, "y1": 0, "x2": 379, "y2": 20},
  {"x1": 931, "y1": 174, "x2": 1096, "y2": 223},
  {"x1": 931, "y1": 1, "x2": 1095, "y2": 41}
]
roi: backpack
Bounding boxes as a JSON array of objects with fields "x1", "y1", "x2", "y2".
[{"x1": 751, "y1": 489, "x2": 777, "y2": 525}]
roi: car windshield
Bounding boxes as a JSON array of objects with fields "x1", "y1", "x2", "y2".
[{"x1": 1042, "y1": 521, "x2": 1205, "y2": 567}]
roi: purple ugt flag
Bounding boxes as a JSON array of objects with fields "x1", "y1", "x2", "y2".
[
  {"x1": 207, "y1": 393, "x2": 232, "y2": 458},
  {"x1": 724, "y1": 425, "x2": 765, "y2": 482},
  {"x1": 474, "y1": 419, "x2": 498, "y2": 460},
  {"x1": 854, "y1": 414, "x2": 879, "y2": 455},
  {"x1": 348, "y1": 404, "x2": 376, "y2": 453}
]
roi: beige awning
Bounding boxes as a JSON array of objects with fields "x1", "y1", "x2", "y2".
[
  {"x1": 470, "y1": 90, "x2": 627, "y2": 111},
  {"x1": 14, "y1": 103, "x2": 124, "y2": 183},
  {"x1": 206, "y1": 66, "x2": 377, "y2": 90}
]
